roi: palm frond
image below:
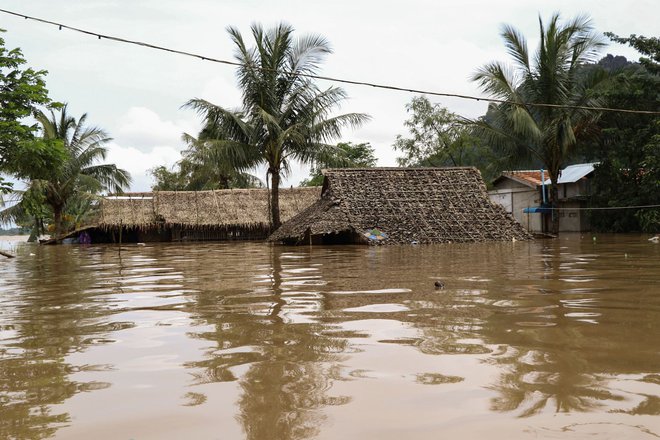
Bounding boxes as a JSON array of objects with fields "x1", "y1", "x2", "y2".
[
  {"x1": 0, "y1": 201, "x2": 25, "y2": 224},
  {"x1": 501, "y1": 24, "x2": 530, "y2": 73},
  {"x1": 471, "y1": 13, "x2": 604, "y2": 187},
  {"x1": 472, "y1": 61, "x2": 523, "y2": 102}
]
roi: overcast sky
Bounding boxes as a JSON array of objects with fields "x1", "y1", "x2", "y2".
[{"x1": 1, "y1": 0, "x2": 657, "y2": 191}]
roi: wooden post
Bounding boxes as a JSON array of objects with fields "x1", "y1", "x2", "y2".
[{"x1": 118, "y1": 220, "x2": 122, "y2": 255}]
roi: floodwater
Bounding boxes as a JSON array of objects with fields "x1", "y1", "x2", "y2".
[{"x1": 1, "y1": 235, "x2": 659, "y2": 440}]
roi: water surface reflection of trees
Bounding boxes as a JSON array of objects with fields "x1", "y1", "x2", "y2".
[
  {"x1": 179, "y1": 238, "x2": 660, "y2": 432},
  {"x1": 0, "y1": 246, "x2": 117, "y2": 439},
  {"x1": 296, "y1": 240, "x2": 660, "y2": 418},
  {"x1": 185, "y1": 246, "x2": 351, "y2": 440},
  {"x1": 479, "y1": 239, "x2": 660, "y2": 417}
]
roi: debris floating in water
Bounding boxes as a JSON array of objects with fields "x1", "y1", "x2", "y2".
[
  {"x1": 363, "y1": 228, "x2": 388, "y2": 242},
  {"x1": 434, "y1": 280, "x2": 445, "y2": 289}
]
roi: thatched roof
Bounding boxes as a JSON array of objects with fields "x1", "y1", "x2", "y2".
[
  {"x1": 269, "y1": 167, "x2": 532, "y2": 244},
  {"x1": 97, "y1": 187, "x2": 321, "y2": 230}
]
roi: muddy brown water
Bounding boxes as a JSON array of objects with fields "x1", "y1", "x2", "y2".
[{"x1": 1, "y1": 234, "x2": 659, "y2": 439}]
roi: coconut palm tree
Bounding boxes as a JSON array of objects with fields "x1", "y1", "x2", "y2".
[
  {"x1": 22, "y1": 105, "x2": 130, "y2": 236},
  {"x1": 186, "y1": 23, "x2": 369, "y2": 229},
  {"x1": 182, "y1": 133, "x2": 262, "y2": 189},
  {"x1": 471, "y1": 14, "x2": 605, "y2": 233}
]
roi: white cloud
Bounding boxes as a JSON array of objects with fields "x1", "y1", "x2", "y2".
[
  {"x1": 115, "y1": 107, "x2": 197, "y2": 152},
  {"x1": 199, "y1": 76, "x2": 243, "y2": 109},
  {"x1": 105, "y1": 143, "x2": 182, "y2": 192}
]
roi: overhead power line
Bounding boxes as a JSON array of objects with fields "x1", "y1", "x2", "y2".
[
  {"x1": 522, "y1": 204, "x2": 660, "y2": 211},
  {"x1": 1, "y1": 8, "x2": 659, "y2": 116}
]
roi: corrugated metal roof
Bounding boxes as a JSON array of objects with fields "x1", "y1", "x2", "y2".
[{"x1": 543, "y1": 163, "x2": 597, "y2": 184}]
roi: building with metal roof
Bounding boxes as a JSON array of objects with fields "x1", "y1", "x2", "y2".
[{"x1": 489, "y1": 163, "x2": 598, "y2": 233}]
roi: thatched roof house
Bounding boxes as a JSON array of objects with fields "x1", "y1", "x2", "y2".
[
  {"x1": 269, "y1": 168, "x2": 532, "y2": 245},
  {"x1": 82, "y1": 187, "x2": 320, "y2": 242}
]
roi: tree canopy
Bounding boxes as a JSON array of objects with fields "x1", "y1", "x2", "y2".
[
  {"x1": 392, "y1": 96, "x2": 497, "y2": 181},
  {"x1": 300, "y1": 142, "x2": 377, "y2": 186},
  {"x1": 0, "y1": 29, "x2": 54, "y2": 191},
  {"x1": 584, "y1": 33, "x2": 659, "y2": 232}
]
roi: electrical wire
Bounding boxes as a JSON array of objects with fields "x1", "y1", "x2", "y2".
[
  {"x1": 522, "y1": 204, "x2": 660, "y2": 211},
  {"x1": 2, "y1": 7, "x2": 659, "y2": 116}
]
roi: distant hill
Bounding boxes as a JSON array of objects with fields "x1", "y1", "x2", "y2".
[
  {"x1": 598, "y1": 54, "x2": 632, "y2": 71},
  {"x1": 0, "y1": 227, "x2": 28, "y2": 236}
]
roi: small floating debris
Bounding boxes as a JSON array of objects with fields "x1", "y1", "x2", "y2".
[
  {"x1": 363, "y1": 228, "x2": 387, "y2": 242},
  {"x1": 0, "y1": 250, "x2": 16, "y2": 259},
  {"x1": 649, "y1": 235, "x2": 659, "y2": 243},
  {"x1": 434, "y1": 280, "x2": 445, "y2": 290}
]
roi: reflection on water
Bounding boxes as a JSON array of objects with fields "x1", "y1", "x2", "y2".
[{"x1": 1, "y1": 235, "x2": 659, "y2": 439}]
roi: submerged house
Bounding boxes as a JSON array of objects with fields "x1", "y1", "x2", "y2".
[
  {"x1": 269, "y1": 167, "x2": 532, "y2": 245},
  {"x1": 489, "y1": 163, "x2": 597, "y2": 233},
  {"x1": 76, "y1": 187, "x2": 320, "y2": 243}
]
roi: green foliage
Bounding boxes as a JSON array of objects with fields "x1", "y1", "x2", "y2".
[
  {"x1": 59, "y1": 194, "x2": 97, "y2": 232},
  {"x1": 586, "y1": 34, "x2": 659, "y2": 232},
  {"x1": 395, "y1": 97, "x2": 464, "y2": 167},
  {"x1": 470, "y1": 13, "x2": 606, "y2": 232},
  {"x1": 300, "y1": 142, "x2": 376, "y2": 186},
  {"x1": 151, "y1": 165, "x2": 187, "y2": 191},
  {"x1": 0, "y1": 182, "x2": 50, "y2": 241},
  {"x1": 0, "y1": 29, "x2": 52, "y2": 171},
  {"x1": 151, "y1": 134, "x2": 262, "y2": 191},
  {"x1": 21, "y1": 183, "x2": 49, "y2": 220},
  {"x1": 4, "y1": 138, "x2": 68, "y2": 181},
  {"x1": 2, "y1": 105, "x2": 132, "y2": 237},
  {"x1": 393, "y1": 96, "x2": 499, "y2": 182},
  {"x1": 185, "y1": 23, "x2": 369, "y2": 228}
]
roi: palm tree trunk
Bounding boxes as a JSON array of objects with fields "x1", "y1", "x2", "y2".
[
  {"x1": 53, "y1": 205, "x2": 63, "y2": 238},
  {"x1": 28, "y1": 216, "x2": 40, "y2": 243},
  {"x1": 270, "y1": 171, "x2": 281, "y2": 230}
]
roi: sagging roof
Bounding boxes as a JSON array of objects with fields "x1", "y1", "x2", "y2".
[
  {"x1": 269, "y1": 167, "x2": 532, "y2": 245},
  {"x1": 97, "y1": 187, "x2": 321, "y2": 229}
]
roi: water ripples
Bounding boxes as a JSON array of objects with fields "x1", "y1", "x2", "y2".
[{"x1": 1, "y1": 237, "x2": 660, "y2": 438}]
